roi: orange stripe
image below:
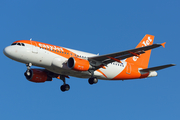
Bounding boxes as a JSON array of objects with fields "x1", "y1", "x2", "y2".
[{"x1": 96, "y1": 69, "x2": 107, "y2": 78}]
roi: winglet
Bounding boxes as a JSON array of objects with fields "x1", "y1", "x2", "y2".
[{"x1": 161, "y1": 42, "x2": 166, "y2": 48}]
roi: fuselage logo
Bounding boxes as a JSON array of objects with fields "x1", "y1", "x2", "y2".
[{"x1": 38, "y1": 43, "x2": 64, "y2": 51}]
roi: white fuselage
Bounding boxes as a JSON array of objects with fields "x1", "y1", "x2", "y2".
[{"x1": 3, "y1": 42, "x2": 127, "y2": 80}]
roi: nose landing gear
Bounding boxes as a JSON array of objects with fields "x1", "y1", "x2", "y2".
[
  {"x1": 59, "y1": 75, "x2": 70, "y2": 92},
  {"x1": 24, "y1": 63, "x2": 32, "y2": 77}
]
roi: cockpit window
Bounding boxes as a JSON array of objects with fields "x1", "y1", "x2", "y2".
[
  {"x1": 11, "y1": 43, "x2": 16, "y2": 45},
  {"x1": 11, "y1": 43, "x2": 25, "y2": 46}
]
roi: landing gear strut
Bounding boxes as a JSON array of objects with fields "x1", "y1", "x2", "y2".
[
  {"x1": 88, "y1": 70, "x2": 98, "y2": 85},
  {"x1": 24, "y1": 63, "x2": 32, "y2": 77},
  {"x1": 60, "y1": 75, "x2": 70, "y2": 92}
]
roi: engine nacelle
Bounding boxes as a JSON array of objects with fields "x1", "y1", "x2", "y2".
[
  {"x1": 67, "y1": 57, "x2": 91, "y2": 71},
  {"x1": 24, "y1": 69, "x2": 52, "y2": 83}
]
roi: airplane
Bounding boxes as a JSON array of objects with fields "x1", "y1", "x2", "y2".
[{"x1": 3, "y1": 34, "x2": 175, "y2": 92}]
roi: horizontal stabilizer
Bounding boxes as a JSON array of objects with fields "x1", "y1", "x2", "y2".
[{"x1": 140, "y1": 64, "x2": 175, "y2": 72}]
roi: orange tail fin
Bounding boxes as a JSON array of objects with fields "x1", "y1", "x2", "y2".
[{"x1": 126, "y1": 34, "x2": 155, "y2": 68}]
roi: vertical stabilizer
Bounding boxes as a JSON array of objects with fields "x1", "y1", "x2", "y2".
[{"x1": 126, "y1": 34, "x2": 154, "y2": 68}]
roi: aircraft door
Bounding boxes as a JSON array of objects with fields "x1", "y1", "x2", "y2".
[
  {"x1": 126, "y1": 63, "x2": 131, "y2": 74},
  {"x1": 31, "y1": 41, "x2": 38, "y2": 54}
]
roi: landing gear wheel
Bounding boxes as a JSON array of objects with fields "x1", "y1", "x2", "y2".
[
  {"x1": 60, "y1": 84, "x2": 70, "y2": 92},
  {"x1": 88, "y1": 77, "x2": 98, "y2": 85},
  {"x1": 24, "y1": 69, "x2": 32, "y2": 80},
  {"x1": 24, "y1": 63, "x2": 32, "y2": 79},
  {"x1": 26, "y1": 71, "x2": 31, "y2": 76},
  {"x1": 93, "y1": 77, "x2": 98, "y2": 84},
  {"x1": 88, "y1": 78, "x2": 94, "y2": 85}
]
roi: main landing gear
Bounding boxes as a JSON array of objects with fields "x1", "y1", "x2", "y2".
[
  {"x1": 59, "y1": 75, "x2": 70, "y2": 92},
  {"x1": 88, "y1": 77, "x2": 98, "y2": 85},
  {"x1": 88, "y1": 70, "x2": 98, "y2": 85}
]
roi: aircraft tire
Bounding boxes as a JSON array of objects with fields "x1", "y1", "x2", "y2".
[
  {"x1": 88, "y1": 77, "x2": 98, "y2": 85},
  {"x1": 60, "y1": 84, "x2": 70, "y2": 92}
]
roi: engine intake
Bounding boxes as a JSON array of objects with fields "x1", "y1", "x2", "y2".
[{"x1": 67, "y1": 57, "x2": 91, "y2": 71}]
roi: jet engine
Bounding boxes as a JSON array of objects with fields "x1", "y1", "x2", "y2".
[
  {"x1": 24, "y1": 69, "x2": 52, "y2": 83},
  {"x1": 67, "y1": 57, "x2": 91, "y2": 71}
]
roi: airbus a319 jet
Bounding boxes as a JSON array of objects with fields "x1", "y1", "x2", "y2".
[{"x1": 3, "y1": 34, "x2": 175, "y2": 92}]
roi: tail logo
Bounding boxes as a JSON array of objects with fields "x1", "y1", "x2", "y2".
[
  {"x1": 133, "y1": 36, "x2": 152, "y2": 62},
  {"x1": 142, "y1": 37, "x2": 152, "y2": 47}
]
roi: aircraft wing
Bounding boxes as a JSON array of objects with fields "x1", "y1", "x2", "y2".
[
  {"x1": 88, "y1": 43, "x2": 165, "y2": 66},
  {"x1": 139, "y1": 64, "x2": 176, "y2": 72}
]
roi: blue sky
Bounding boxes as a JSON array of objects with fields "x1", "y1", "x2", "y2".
[{"x1": 1, "y1": 0, "x2": 179, "y2": 120}]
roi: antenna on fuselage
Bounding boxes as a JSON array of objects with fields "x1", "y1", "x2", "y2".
[{"x1": 30, "y1": 38, "x2": 32, "y2": 41}]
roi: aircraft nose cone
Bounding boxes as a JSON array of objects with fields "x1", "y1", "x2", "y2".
[{"x1": 3, "y1": 46, "x2": 12, "y2": 58}]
